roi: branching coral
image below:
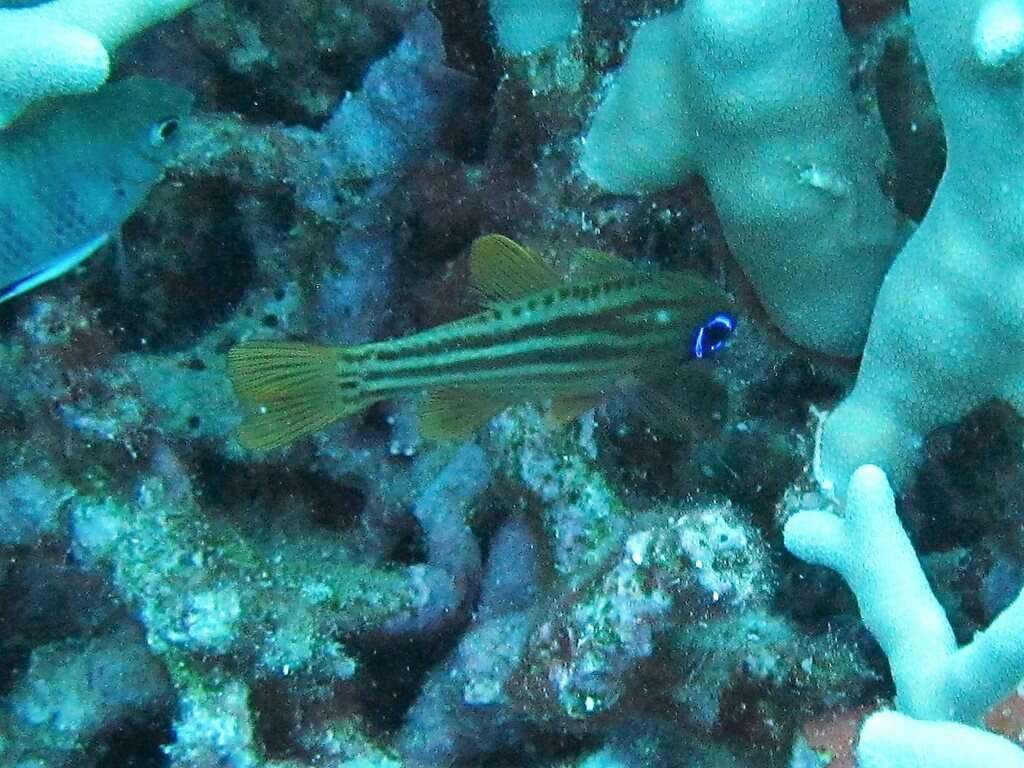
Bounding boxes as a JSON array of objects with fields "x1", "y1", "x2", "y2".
[
  {"x1": 581, "y1": 0, "x2": 908, "y2": 357},
  {"x1": 785, "y1": 465, "x2": 1024, "y2": 766},
  {"x1": 819, "y1": 0, "x2": 1024, "y2": 497}
]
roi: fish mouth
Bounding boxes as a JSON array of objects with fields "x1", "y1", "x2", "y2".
[{"x1": 114, "y1": 163, "x2": 166, "y2": 186}]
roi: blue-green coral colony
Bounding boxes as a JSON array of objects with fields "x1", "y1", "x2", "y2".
[{"x1": 1, "y1": 1, "x2": 1023, "y2": 768}]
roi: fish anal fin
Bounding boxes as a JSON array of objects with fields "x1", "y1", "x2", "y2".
[
  {"x1": 569, "y1": 248, "x2": 636, "y2": 282},
  {"x1": 419, "y1": 387, "x2": 510, "y2": 440},
  {"x1": 469, "y1": 234, "x2": 561, "y2": 304},
  {"x1": 548, "y1": 394, "x2": 601, "y2": 427}
]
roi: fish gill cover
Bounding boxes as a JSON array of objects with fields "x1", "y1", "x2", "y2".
[{"x1": 0, "y1": 2, "x2": 1023, "y2": 768}]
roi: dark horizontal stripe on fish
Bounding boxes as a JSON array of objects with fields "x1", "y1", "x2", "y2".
[
  {"x1": 361, "y1": 338, "x2": 680, "y2": 396},
  {"x1": 368, "y1": 292, "x2": 691, "y2": 368},
  {"x1": 363, "y1": 359, "x2": 638, "y2": 396},
  {"x1": 362, "y1": 327, "x2": 682, "y2": 382},
  {"x1": 413, "y1": 289, "x2": 688, "y2": 355}
]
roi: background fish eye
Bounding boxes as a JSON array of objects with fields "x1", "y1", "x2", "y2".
[{"x1": 149, "y1": 117, "x2": 180, "y2": 147}]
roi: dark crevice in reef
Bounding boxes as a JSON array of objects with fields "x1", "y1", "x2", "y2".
[
  {"x1": 0, "y1": 557, "x2": 114, "y2": 645},
  {"x1": 487, "y1": 78, "x2": 552, "y2": 170},
  {"x1": 91, "y1": 175, "x2": 256, "y2": 353},
  {"x1": 484, "y1": 732, "x2": 591, "y2": 767},
  {"x1": 90, "y1": 711, "x2": 174, "y2": 768},
  {"x1": 351, "y1": 634, "x2": 452, "y2": 733},
  {"x1": 387, "y1": 516, "x2": 429, "y2": 566},
  {"x1": 0, "y1": 555, "x2": 121, "y2": 695},
  {"x1": 431, "y1": 0, "x2": 496, "y2": 83},
  {"x1": 581, "y1": 0, "x2": 681, "y2": 71},
  {"x1": 876, "y1": 32, "x2": 946, "y2": 222},
  {"x1": 908, "y1": 400, "x2": 1024, "y2": 552},
  {"x1": 747, "y1": 355, "x2": 846, "y2": 424},
  {"x1": 839, "y1": 0, "x2": 907, "y2": 36},
  {"x1": 0, "y1": 645, "x2": 28, "y2": 699},
  {"x1": 596, "y1": 408, "x2": 696, "y2": 502},
  {"x1": 251, "y1": 680, "x2": 305, "y2": 761},
  {"x1": 0, "y1": 299, "x2": 21, "y2": 337},
  {"x1": 431, "y1": 0, "x2": 499, "y2": 163},
  {"x1": 212, "y1": 71, "x2": 323, "y2": 128},
  {"x1": 192, "y1": 450, "x2": 368, "y2": 533}
]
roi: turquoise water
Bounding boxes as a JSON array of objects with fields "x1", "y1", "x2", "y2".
[{"x1": 1, "y1": 1, "x2": 1022, "y2": 767}]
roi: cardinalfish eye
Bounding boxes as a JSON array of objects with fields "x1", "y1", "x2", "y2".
[{"x1": 690, "y1": 312, "x2": 737, "y2": 359}]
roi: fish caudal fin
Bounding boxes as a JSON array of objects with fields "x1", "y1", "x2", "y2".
[{"x1": 227, "y1": 341, "x2": 365, "y2": 451}]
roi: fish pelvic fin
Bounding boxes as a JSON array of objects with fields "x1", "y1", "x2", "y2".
[
  {"x1": 632, "y1": 367, "x2": 728, "y2": 441},
  {"x1": 227, "y1": 341, "x2": 369, "y2": 451},
  {"x1": 548, "y1": 394, "x2": 601, "y2": 427},
  {"x1": 469, "y1": 234, "x2": 561, "y2": 304}
]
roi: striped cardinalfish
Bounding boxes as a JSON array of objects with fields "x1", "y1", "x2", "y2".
[{"x1": 228, "y1": 235, "x2": 737, "y2": 450}]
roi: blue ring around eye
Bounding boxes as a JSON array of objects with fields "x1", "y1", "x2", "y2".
[{"x1": 691, "y1": 312, "x2": 737, "y2": 359}]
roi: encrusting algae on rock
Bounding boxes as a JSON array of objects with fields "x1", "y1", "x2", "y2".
[{"x1": 227, "y1": 234, "x2": 738, "y2": 449}]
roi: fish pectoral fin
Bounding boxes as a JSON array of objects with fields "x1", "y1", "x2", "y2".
[
  {"x1": 419, "y1": 387, "x2": 511, "y2": 440},
  {"x1": 633, "y1": 367, "x2": 729, "y2": 440},
  {"x1": 568, "y1": 248, "x2": 637, "y2": 282},
  {"x1": 632, "y1": 384, "x2": 695, "y2": 441},
  {"x1": 548, "y1": 394, "x2": 601, "y2": 427},
  {"x1": 469, "y1": 234, "x2": 561, "y2": 304}
]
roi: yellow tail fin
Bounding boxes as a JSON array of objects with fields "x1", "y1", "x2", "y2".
[{"x1": 227, "y1": 341, "x2": 365, "y2": 451}]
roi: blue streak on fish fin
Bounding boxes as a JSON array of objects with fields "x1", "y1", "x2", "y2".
[
  {"x1": 419, "y1": 386, "x2": 512, "y2": 440},
  {"x1": 548, "y1": 394, "x2": 601, "y2": 426},
  {"x1": 568, "y1": 248, "x2": 637, "y2": 282},
  {"x1": 469, "y1": 234, "x2": 561, "y2": 304},
  {"x1": 0, "y1": 233, "x2": 109, "y2": 304}
]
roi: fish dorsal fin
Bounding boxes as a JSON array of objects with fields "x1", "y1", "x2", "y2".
[
  {"x1": 549, "y1": 394, "x2": 601, "y2": 427},
  {"x1": 419, "y1": 386, "x2": 512, "y2": 440},
  {"x1": 470, "y1": 234, "x2": 561, "y2": 303},
  {"x1": 569, "y1": 248, "x2": 637, "y2": 282}
]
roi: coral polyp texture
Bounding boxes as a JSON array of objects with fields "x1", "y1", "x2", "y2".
[
  {"x1": 818, "y1": 0, "x2": 1024, "y2": 498},
  {"x1": 1, "y1": 0, "x2": 1023, "y2": 767}
]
